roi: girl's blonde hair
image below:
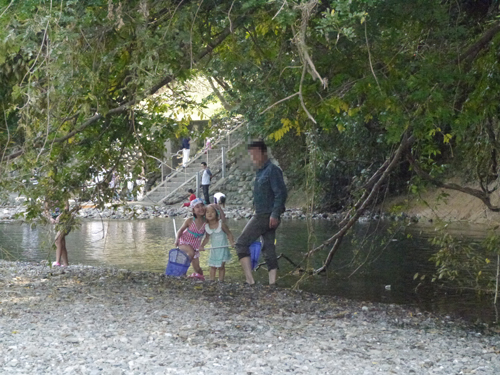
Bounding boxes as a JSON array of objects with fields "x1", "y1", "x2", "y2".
[{"x1": 207, "y1": 204, "x2": 220, "y2": 220}]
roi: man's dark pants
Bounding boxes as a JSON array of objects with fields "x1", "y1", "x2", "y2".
[
  {"x1": 235, "y1": 214, "x2": 279, "y2": 270},
  {"x1": 202, "y1": 184, "x2": 210, "y2": 204}
]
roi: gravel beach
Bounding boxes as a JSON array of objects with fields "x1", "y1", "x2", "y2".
[{"x1": 1, "y1": 260, "x2": 499, "y2": 375}]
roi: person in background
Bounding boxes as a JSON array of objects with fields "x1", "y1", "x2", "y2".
[
  {"x1": 213, "y1": 192, "x2": 226, "y2": 208},
  {"x1": 126, "y1": 172, "x2": 134, "y2": 201},
  {"x1": 181, "y1": 136, "x2": 191, "y2": 168},
  {"x1": 204, "y1": 137, "x2": 212, "y2": 154},
  {"x1": 136, "y1": 175, "x2": 146, "y2": 200},
  {"x1": 181, "y1": 189, "x2": 197, "y2": 208},
  {"x1": 200, "y1": 162, "x2": 212, "y2": 204},
  {"x1": 109, "y1": 171, "x2": 120, "y2": 201},
  {"x1": 211, "y1": 192, "x2": 227, "y2": 222},
  {"x1": 45, "y1": 200, "x2": 71, "y2": 267},
  {"x1": 235, "y1": 141, "x2": 287, "y2": 286}
]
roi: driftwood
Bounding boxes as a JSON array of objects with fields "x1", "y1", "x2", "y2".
[{"x1": 255, "y1": 252, "x2": 304, "y2": 272}]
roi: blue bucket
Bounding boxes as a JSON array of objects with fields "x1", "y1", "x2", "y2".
[
  {"x1": 165, "y1": 248, "x2": 191, "y2": 276},
  {"x1": 249, "y1": 241, "x2": 262, "y2": 271}
]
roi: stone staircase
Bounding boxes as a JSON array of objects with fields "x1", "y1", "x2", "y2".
[{"x1": 140, "y1": 121, "x2": 247, "y2": 205}]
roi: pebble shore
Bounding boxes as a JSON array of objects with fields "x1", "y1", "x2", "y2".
[{"x1": 1, "y1": 261, "x2": 499, "y2": 374}]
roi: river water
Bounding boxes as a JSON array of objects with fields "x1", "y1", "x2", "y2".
[{"x1": 0, "y1": 218, "x2": 497, "y2": 324}]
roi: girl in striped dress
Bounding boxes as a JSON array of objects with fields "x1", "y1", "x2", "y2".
[{"x1": 175, "y1": 198, "x2": 207, "y2": 279}]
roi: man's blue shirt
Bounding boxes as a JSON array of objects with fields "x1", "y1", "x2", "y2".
[{"x1": 253, "y1": 159, "x2": 287, "y2": 218}]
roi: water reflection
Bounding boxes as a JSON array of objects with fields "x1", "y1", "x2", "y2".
[{"x1": 0, "y1": 218, "x2": 498, "y2": 323}]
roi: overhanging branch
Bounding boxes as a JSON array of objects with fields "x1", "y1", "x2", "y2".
[
  {"x1": 4, "y1": 21, "x2": 242, "y2": 162},
  {"x1": 457, "y1": 21, "x2": 500, "y2": 64},
  {"x1": 408, "y1": 155, "x2": 500, "y2": 212},
  {"x1": 308, "y1": 132, "x2": 413, "y2": 273}
]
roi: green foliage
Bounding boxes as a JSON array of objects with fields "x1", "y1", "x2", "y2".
[
  {"x1": 269, "y1": 118, "x2": 300, "y2": 141},
  {"x1": 426, "y1": 224, "x2": 499, "y2": 292},
  {"x1": 2, "y1": 1, "x2": 500, "y2": 292},
  {"x1": 0, "y1": 0, "x2": 242, "y2": 219},
  {"x1": 430, "y1": 232, "x2": 483, "y2": 285},
  {"x1": 197, "y1": 0, "x2": 500, "y2": 214}
]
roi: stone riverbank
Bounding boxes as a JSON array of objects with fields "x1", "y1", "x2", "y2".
[
  {"x1": 0, "y1": 202, "x2": 403, "y2": 223},
  {"x1": 1, "y1": 261, "x2": 499, "y2": 374}
]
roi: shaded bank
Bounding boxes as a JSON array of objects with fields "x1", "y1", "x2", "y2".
[{"x1": 382, "y1": 185, "x2": 500, "y2": 225}]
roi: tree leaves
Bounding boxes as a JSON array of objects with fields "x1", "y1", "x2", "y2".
[
  {"x1": 0, "y1": 0, "x2": 239, "y2": 213},
  {"x1": 2, "y1": 0, "x2": 500, "y2": 219},
  {"x1": 269, "y1": 118, "x2": 300, "y2": 142}
]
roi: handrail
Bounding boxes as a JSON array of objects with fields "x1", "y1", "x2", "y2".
[
  {"x1": 159, "y1": 174, "x2": 197, "y2": 204},
  {"x1": 208, "y1": 120, "x2": 247, "y2": 150},
  {"x1": 170, "y1": 119, "x2": 246, "y2": 176},
  {"x1": 143, "y1": 120, "x2": 247, "y2": 200},
  {"x1": 159, "y1": 138, "x2": 244, "y2": 204},
  {"x1": 143, "y1": 145, "x2": 206, "y2": 198},
  {"x1": 143, "y1": 164, "x2": 190, "y2": 198}
]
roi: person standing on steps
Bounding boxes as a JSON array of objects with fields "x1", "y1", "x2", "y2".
[
  {"x1": 235, "y1": 141, "x2": 287, "y2": 286},
  {"x1": 181, "y1": 136, "x2": 191, "y2": 168},
  {"x1": 201, "y1": 162, "x2": 212, "y2": 204}
]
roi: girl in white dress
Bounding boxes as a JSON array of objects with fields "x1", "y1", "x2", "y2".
[{"x1": 199, "y1": 205, "x2": 235, "y2": 281}]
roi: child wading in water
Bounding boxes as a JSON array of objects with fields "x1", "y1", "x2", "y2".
[
  {"x1": 44, "y1": 201, "x2": 71, "y2": 267},
  {"x1": 175, "y1": 198, "x2": 206, "y2": 280},
  {"x1": 199, "y1": 204, "x2": 235, "y2": 282}
]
